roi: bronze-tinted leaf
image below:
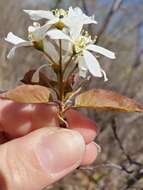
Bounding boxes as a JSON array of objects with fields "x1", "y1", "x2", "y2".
[
  {"x1": 21, "y1": 70, "x2": 57, "y2": 87},
  {"x1": 0, "y1": 85, "x2": 51, "y2": 103},
  {"x1": 74, "y1": 89, "x2": 143, "y2": 112}
]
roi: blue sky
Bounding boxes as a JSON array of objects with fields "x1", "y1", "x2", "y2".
[{"x1": 96, "y1": 0, "x2": 143, "y2": 48}]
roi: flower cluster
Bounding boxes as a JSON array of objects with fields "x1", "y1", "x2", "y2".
[{"x1": 5, "y1": 7, "x2": 115, "y2": 81}]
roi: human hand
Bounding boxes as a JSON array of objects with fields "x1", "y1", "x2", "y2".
[{"x1": 0, "y1": 100, "x2": 98, "y2": 190}]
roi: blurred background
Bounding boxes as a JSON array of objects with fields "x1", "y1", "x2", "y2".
[{"x1": 0, "y1": 0, "x2": 143, "y2": 189}]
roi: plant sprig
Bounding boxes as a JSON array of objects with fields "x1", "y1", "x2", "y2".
[{"x1": 1, "y1": 7, "x2": 143, "y2": 126}]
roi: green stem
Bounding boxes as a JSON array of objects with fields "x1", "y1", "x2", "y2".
[{"x1": 59, "y1": 40, "x2": 64, "y2": 102}]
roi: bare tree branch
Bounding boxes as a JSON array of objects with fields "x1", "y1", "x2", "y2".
[
  {"x1": 53, "y1": 0, "x2": 62, "y2": 9},
  {"x1": 121, "y1": 22, "x2": 143, "y2": 95},
  {"x1": 96, "y1": 0, "x2": 124, "y2": 43},
  {"x1": 81, "y1": 0, "x2": 88, "y2": 15},
  {"x1": 125, "y1": 113, "x2": 143, "y2": 124},
  {"x1": 124, "y1": 169, "x2": 143, "y2": 190},
  {"x1": 111, "y1": 118, "x2": 142, "y2": 167},
  {"x1": 80, "y1": 162, "x2": 133, "y2": 173},
  {"x1": 116, "y1": 19, "x2": 143, "y2": 42}
]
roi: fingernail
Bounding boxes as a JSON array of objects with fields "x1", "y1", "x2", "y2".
[
  {"x1": 95, "y1": 143, "x2": 101, "y2": 154},
  {"x1": 36, "y1": 129, "x2": 85, "y2": 174}
]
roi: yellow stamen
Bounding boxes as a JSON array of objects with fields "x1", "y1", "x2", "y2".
[
  {"x1": 52, "y1": 8, "x2": 68, "y2": 30},
  {"x1": 55, "y1": 21, "x2": 65, "y2": 30},
  {"x1": 52, "y1": 8, "x2": 67, "y2": 18},
  {"x1": 74, "y1": 36, "x2": 87, "y2": 54}
]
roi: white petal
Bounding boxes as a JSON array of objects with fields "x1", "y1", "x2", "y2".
[
  {"x1": 86, "y1": 44, "x2": 116, "y2": 59},
  {"x1": 33, "y1": 22, "x2": 41, "y2": 27},
  {"x1": 7, "y1": 41, "x2": 32, "y2": 59},
  {"x1": 28, "y1": 22, "x2": 40, "y2": 32},
  {"x1": 74, "y1": 7, "x2": 97, "y2": 24},
  {"x1": 5, "y1": 32, "x2": 26, "y2": 45},
  {"x1": 83, "y1": 50, "x2": 102, "y2": 77},
  {"x1": 101, "y1": 69, "x2": 108, "y2": 81},
  {"x1": 78, "y1": 55, "x2": 88, "y2": 78},
  {"x1": 68, "y1": 7, "x2": 74, "y2": 15},
  {"x1": 43, "y1": 39, "x2": 58, "y2": 63},
  {"x1": 63, "y1": 14, "x2": 82, "y2": 39},
  {"x1": 23, "y1": 10, "x2": 55, "y2": 20},
  {"x1": 28, "y1": 26, "x2": 36, "y2": 33},
  {"x1": 66, "y1": 7, "x2": 97, "y2": 26},
  {"x1": 63, "y1": 18, "x2": 82, "y2": 39},
  {"x1": 70, "y1": 24, "x2": 83, "y2": 40},
  {"x1": 62, "y1": 40, "x2": 72, "y2": 53},
  {"x1": 78, "y1": 55, "x2": 88, "y2": 69},
  {"x1": 28, "y1": 22, "x2": 49, "y2": 35},
  {"x1": 31, "y1": 23, "x2": 50, "y2": 41},
  {"x1": 64, "y1": 8, "x2": 97, "y2": 40},
  {"x1": 83, "y1": 15, "x2": 97, "y2": 25},
  {"x1": 46, "y1": 29, "x2": 71, "y2": 41},
  {"x1": 73, "y1": 7, "x2": 83, "y2": 15},
  {"x1": 47, "y1": 18, "x2": 59, "y2": 25}
]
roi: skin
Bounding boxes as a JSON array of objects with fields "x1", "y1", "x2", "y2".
[{"x1": 0, "y1": 99, "x2": 98, "y2": 190}]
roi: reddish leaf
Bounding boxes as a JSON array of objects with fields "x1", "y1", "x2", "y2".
[
  {"x1": 74, "y1": 89, "x2": 143, "y2": 112},
  {"x1": 21, "y1": 70, "x2": 72, "y2": 94},
  {"x1": 21, "y1": 70, "x2": 57, "y2": 87},
  {"x1": 0, "y1": 85, "x2": 51, "y2": 103}
]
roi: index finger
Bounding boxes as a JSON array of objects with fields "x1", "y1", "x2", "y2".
[
  {"x1": 0, "y1": 100, "x2": 59, "y2": 139},
  {"x1": 65, "y1": 109, "x2": 97, "y2": 144}
]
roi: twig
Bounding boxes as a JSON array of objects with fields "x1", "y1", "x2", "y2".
[
  {"x1": 64, "y1": 87, "x2": 82, "y2": 108},
  {"x1": 96, "y1": 0, "x2": 124, "y2": 43},
  {"x1": 111, "y1": 118, "x2": 142, "y2": 167},
  {"x1": 124, "y1": 169, "x2": 143, "y2": 190},
  {"x1": 121, "y1": 23, "x2": 143, "y2": 95},
  {"x1": 125, "y1": 113, "x2": 143, "y2": 124},
  {"x1": 80, "y1": 162, "x2": 133, "y2": 174},
  {"x1": 81, "y1": 0, "x2": 88, "y2": 15},
  {"x1": 115, "y1": 19, "x2": 143, "y2": 42},
  {"x1": 53, "y1": 0, "x2": 62, "y2": 9}
]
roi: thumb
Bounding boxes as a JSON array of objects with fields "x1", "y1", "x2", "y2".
[{"x1": 0, "y1": 127, "x2": 85, "y2": 190}]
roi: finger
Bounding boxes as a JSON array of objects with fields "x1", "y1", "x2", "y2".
[
  {"x1": 65, "y1": 109, "x2": 97, "y2": 144},
  {"x1": 0, "y1": 127, "x2": 85, "y2": 190},
  {"x1": 0, "y1": 100, "x2": 59, "y2": 138},
  {"x1": 81, "y1": 142, "x2": 100, "y2": 166},
  {"x1": 0, "y1": 132, "x2": 8, "y2": 144}
]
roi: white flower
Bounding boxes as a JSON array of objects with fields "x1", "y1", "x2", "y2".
[
  {"x1": 5, "y1": 32, "x2": 32, "y2": 59},
  {"x1": 5, "y1": 22, "x2": 49, "y2": 59},
  {"x1": 63, "y1": 7, "x2": 97, "y2": 39},
  {"x1": 47, "y1": 29, "x2": 115, "y2": 81},
  {"x1": 24, "y1": 9, "x2": 67, "y2": 30},
  {"x1": 24, "y1": 7, "x2": 97, "y2": 34}
]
